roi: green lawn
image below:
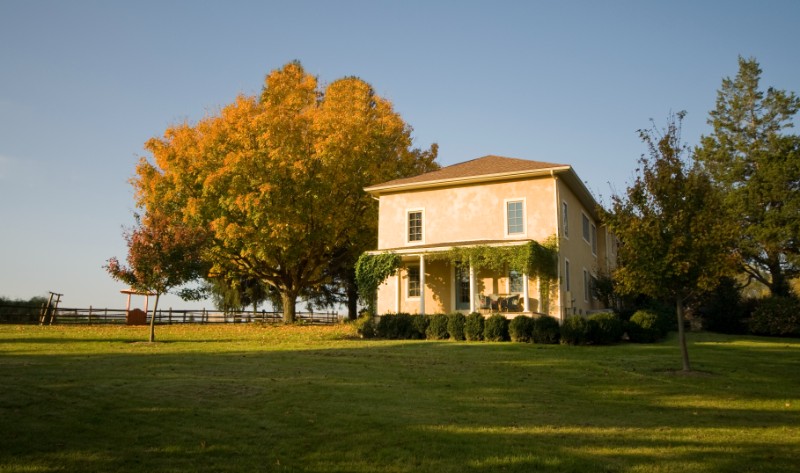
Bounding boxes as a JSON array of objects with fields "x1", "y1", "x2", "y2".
[{"x1": 0, "y1": 324, "x2": 798, "y2": 473}]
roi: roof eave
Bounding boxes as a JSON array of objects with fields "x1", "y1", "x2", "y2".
[
  {"x1": 364, "y1": 165, "x2": 572, "y2": 196},
  {"x1": 366, "y1": 239, "x2": 532, "y2": 256}
]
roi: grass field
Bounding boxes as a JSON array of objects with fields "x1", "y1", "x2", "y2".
[{"x1": 0, "y1": 324, "x2": 798, "y2": 473}]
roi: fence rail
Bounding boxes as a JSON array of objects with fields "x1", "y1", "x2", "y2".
[{"x1": 0, "y1": 305, "x2": 341, "y2": 325}]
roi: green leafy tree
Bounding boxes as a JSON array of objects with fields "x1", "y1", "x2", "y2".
[
  {"x1": 105, "y1": 213, "x2": 207, "y2": 342},
  {"x1": 605, "y1": 112, "x2": 737, "y2": 371},
  {"x1": 136, "y1": 62, "x2": 437, "y2": 323},
  {"x1": 696, "y1": 57, "x2": 800, "y2": 296}
]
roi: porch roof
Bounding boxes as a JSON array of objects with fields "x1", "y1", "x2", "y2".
[{"x1": 366, "y1": 238, "x2": 532, "y2": 256}]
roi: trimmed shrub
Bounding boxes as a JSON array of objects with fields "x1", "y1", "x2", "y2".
[
  {"x1": 484, "y1": 313, "x2": 509, "y2": 342},
  {"x1": 748, "y1": 296, "x2": 800, "y2": 337},
  {"x1": 627, "y1": 310, "x2": 663, "y2": 343},
  {"x1": 426, "y1": 314, "x2": 450, "y2": 340},
  {"x1": 354, "y1": 315, "x2": 375, "y2": 339},
  {"x1": 465, "y1": 312, "x2": 484, "y2": 341},
  {"x1": 560, "y1": 315, "x2": 588, "y2": 345},
  {"x1": 509, "y1": 315, "x2": 534, "y2": 343},
  {"x1": 587, "y1": 311, "x2": 623, "y2": 345},
  {"x1": 533, "y1": 315, "x2": 560, "y2": 344},
  {"x1": 375, "y1": 313, "x2": 417, "y2": 339},
  {"x1": 447, "y1": 312, "x2": 466, "y2": 341},
  {"x1": 411, "y1": 314, "x2": 430, "y2": 339}
]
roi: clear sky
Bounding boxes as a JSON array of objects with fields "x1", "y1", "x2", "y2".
[{"x1": 1, "y1": 0, "x2": 798, "y2": 311}]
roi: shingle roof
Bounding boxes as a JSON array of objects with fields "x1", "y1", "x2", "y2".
[{"x1": 365, "y1": 155, "x2": 569, "y2": 193}]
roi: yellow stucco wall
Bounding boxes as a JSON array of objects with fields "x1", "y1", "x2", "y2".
[
  {"x1": 556, "y1": 178, "x2": 610, "y2": 316},
  {"x1": 377, "y1": 177, "x2": 557, "y2": 250}
]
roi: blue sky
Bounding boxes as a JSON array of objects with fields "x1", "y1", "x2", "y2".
[{"x1": 1, "y1": 0, "x2": 798, "y2": 310}]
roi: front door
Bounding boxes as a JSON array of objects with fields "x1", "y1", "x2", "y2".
[{"x1": 455, "y1": 263, "x2": 470, "y2": 311}]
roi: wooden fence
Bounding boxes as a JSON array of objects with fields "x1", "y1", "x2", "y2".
[{"x1": 0, "y1": 305, "x2": 342, "y2": 325}]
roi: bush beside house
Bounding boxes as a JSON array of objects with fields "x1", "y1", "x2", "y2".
[{"x1": 464, "y1": 312, "x2": 484, "y2": 341}]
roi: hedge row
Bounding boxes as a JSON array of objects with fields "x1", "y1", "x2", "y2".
[
  {"x1": 356, "y1": 312, "x2": 562, "y2": 344},
  {"x1": 696, "y1": 278, "x2": 800, "y2": 338},
  {"x1": 357, "y1": 310, "x2": 670, "y2": 345}
]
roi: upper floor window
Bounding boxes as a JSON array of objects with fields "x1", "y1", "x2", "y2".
[
  {"x1": 408, "y1": 210, "x2": 423, "y2": 243},
  {"x1": 582, "y1": 213, "x2": 590, "y2": 243},
  {"x1": 506, "y1": 200, "x2": 524, "y2": 235},
  {"x1": 562, "y1": 202, "x2": 569, "y2": 237},
  {"x1": 591, "y1": 224, "x2": 598, "y2": 255}
]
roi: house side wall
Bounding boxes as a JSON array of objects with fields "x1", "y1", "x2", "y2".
[
  {"x1": 556, "y1": 178, "x2": 606, "y2": 316},
  {"x1": 377, "y1": 177, "x2": 558, "y2": 250}
]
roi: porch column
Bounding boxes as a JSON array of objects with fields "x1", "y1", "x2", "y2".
[
  {"x1": 419, "y1": 254, "x2": 426, "y2": 315},
  {"x1": 395, "y1": 272, "x2": 401, "y2": 313},
  {"x1": 469, "y1": 262, "x2": 476, "y2": 313},
  {"x1": 522, "y1": 273, "x2": 530, "y2": 312}
]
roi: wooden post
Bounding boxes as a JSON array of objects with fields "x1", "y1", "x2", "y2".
[
  {"x1": 88, "y1": 306, "x2": 93, "y2": 324},
  {"x1": 40, "y1": 293, "x2": 55, "y2": 325},
  {"x1": 168, "y1": 307, "x2": 172, "y2": 325},
  {"x1": 48, "y1": 293, "x2": 63, "y2": 325}
]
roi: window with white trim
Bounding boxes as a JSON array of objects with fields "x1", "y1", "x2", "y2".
[
  {"x1": 509, "y1": 270, "x2": 523, "y2": 293},
  {"x1": 408, "y1": 210, "x2": 423, "y2": 243},
  {"x1": 562, "y1": 202, "x2": 569, "y2": 237},
  {"x1": 591, "y1": 224, "x2": 598, "y2": 255},
  {"x1": 583, "y1": 269, "x2": 590, "y2": 302},
  {"x1": 582, "y1": 213, "x2": 590, "y2": 243},
  {"x1": 407, "y1": 266, "x2": 420, "y2": 298},
  {"x1": 506, "y1": 200, "x2": 524, "y2": 235},
  {"x1": 564, "y1": 259, "x2": 571, "y2": 292}
]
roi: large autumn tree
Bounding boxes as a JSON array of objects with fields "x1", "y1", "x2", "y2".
[
  {"x1": 696, "y1": 57, "x2": 800, "y2": 296},
  {"x1": 605, "y1": 112, "x2": 737, "y2": 371},
  {"x1": 134, "y1": 62, "x2": 438, "y2": 322}
]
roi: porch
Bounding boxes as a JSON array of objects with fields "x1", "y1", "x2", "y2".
[{"x1": 372, "y1": 240, "x2": 553, "y2": 317}]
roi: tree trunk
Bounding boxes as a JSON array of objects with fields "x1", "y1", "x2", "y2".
[
  {"x1": 767, "y1": 256, "x2": 790, "y2": 297},
  {"x1": 149, "y1": 293, "x2": 160, "y2": 343},
  {"x1": 281, "y1": 291, "x2": 297, "y2": 324},
  {"x1": 676, "y1": 297, "x2": 691, "y2": 372},
  {"x1": 346, "y1": 280, "x2": 359, "y2": 320}
]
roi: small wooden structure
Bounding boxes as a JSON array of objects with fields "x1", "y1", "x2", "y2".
[
  {"x1": 39, "y1": 291, "x2": 63, "y2": 325},
  {"x1": 120, "y1": 288, "x2": 157, "y2": 326}
]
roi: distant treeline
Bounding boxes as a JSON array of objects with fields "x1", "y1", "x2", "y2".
[
  {"x1": 0, "y1": 296, "x2": 48, "y2": 323},
  {"x1": 0, "y1": 296, "x2": 47, "y2": 307}
]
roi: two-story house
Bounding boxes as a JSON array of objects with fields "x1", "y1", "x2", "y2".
[{"x1": 364, "y1": 155, "x2": 616, "y2": 321}]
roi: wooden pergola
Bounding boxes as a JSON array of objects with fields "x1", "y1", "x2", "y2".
[{"x1": 120, "y1": 288, "x2": 158, "y2": 313}]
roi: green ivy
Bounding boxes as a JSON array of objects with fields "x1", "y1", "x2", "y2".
[
  {"x1": 426, "y1": 237, "x2": 558, "y2": 281},
  {"x1": 355, "y1": 252, "x2": 401, "y2": 316}
]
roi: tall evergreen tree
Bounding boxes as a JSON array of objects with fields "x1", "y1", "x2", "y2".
[{"x1": 696, "y1": 57, "x2": 800, "y2": 296}]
